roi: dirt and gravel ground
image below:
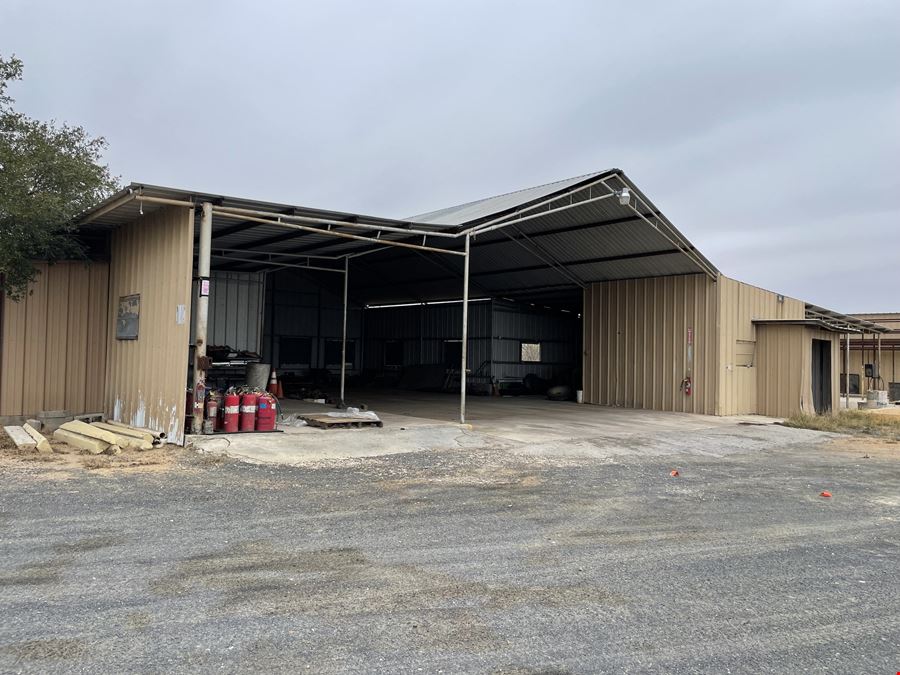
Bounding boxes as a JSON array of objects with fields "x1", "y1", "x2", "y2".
[{"x1": 0, "y1": 426, "x2": 898, "y2": 673}]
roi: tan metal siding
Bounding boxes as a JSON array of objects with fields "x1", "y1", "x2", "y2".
[
  {"x1": 715, "y1": 276, "x2": 805, "y2": 415},
  {"x1": 0, "y1": 275, "x2": 28, "y2": 416},
  {"x1": 85, "y1": 264, "x2": 110, "y2": 412},
  {"x1": 105, "y1": 205, "x2": 193, "y2": 444},
  {"x1": 756, "y1": 325, "x2": 804, "y2": 417},
  {"x1": 756, "y1": 326, "x2": 840, "y2": 417},
  {"x1": 582, "y1": 274, "x2": 717, "y2": 414},
  {"x1": 0, "y1": 262, "x2": 109, "y2": 418},
  {"x1": 44, "y1": 264, "x2": 70, "y2": 410}
]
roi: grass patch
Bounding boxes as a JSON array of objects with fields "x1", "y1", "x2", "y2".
[{"x1": 784, "y1": 410, "x2": 900, "y2": 439}]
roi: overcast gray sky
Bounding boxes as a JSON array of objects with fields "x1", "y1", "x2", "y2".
[{"x1": 2, "y1": 0, "x2": 898, "y2": 311}]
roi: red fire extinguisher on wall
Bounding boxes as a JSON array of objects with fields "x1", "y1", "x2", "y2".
[
  {"x1": 223, "y1": 390, "x2": 240, "y2": 433},
  {"x1": 681, "y1": 376, "x2": 692, "y2": 396},
  {"x1": 256, "y1": 392, "x2": 277, "y2": 432},
  {"x1": 240, "y1": 392, "x2": 259, "y2": 432}
]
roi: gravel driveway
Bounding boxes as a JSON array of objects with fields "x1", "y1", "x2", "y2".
[{"x1": 0, "y1": 429, "x2": 898, "y2": 673}]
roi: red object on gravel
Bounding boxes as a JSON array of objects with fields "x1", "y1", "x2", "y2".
[{"x1": 820, "y1": 491, "x2": 832, "y2": 498}]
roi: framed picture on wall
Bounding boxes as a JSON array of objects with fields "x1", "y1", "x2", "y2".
[{"x1": 116, "y1": 294, "x2": 140, "y2": 340}]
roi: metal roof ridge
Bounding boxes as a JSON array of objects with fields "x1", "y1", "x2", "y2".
[{"x1": 407, "y1": 169, "x2": 616, "y2": 221}]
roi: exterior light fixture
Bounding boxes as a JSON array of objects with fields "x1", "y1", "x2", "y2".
[{"x1": 616, "y1": 188, "x2": 631, "y2": 205}]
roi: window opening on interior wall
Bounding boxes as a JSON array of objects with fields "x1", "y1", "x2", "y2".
[{"x1": 521, "y1": 342, "x2": 542, "y2": 363}]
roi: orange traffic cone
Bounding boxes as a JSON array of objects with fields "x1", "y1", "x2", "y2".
[{"x1": 267, "y1": 369, "x2": 279, "y2": 394}]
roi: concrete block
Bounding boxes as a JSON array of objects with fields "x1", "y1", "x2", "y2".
[
  {"x1": 103, "y1": 443, "x2": 122, "y2": 456},
  {"x1": 93, "y1": 422, "x2": 155, "y2": 445},
  {"x1": 60, "y1": 420, "x2": 121, "y2": 445},
  {"x1": 53, "y1": 429, "x2": 114, "y2": 455},
  {"x1": 25, "y1": 418, "x2": 42, "y2": 431},
  {"x1": 75, "y1": 412, "x2": 104, "y2": 424},
  {"x1": 4, "y1": 426, "x2": 37, "y2": 451},
  {"x1": 23, "y1": 424, "x2": 52, "y2": 453},
  {"x1": 88, "y1": 423, "x2": 151, "y2": 450}
]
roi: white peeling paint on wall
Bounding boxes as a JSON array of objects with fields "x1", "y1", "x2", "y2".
[
  {"x1": 111, "y1": 392, "x2": 184, "y2": 445},
  {"x1": 165, "y1": 405, "x2": 180, "y2": 444},
  {"x1": 133, "y1": 393, "x2": 147, "y2": 429}
]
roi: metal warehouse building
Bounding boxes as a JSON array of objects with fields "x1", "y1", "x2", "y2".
[
  {"x1": 843, "y1": 313, "x2": 900, "y2": 401},
  {"x1": 0, "y1": 170, "x2": 888, "y2": 444}
]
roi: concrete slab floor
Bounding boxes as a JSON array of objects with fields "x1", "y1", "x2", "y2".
[{"x1": 189, "y1": 389, "x2": 791, "y2": 465}]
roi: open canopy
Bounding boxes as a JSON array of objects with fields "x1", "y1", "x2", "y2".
[{"x1": 77, "y1": 170, "x2": 718, "y2": 308}]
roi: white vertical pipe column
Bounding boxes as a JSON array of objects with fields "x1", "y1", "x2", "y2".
[
  {"x1": 460, "y1": 233, "x2": 471, "y2": 424},
  {"x1": 877, "y1": 333, "x2": 882, "y2": 385},
  {"x1": 340, "y1": 256, "x2": 349, "y2": 408},
  {"x1": 845, "y1": 332, "x2": 851, "y2": 410},
  {"x1": 192, "y1": 202, "x2": 213, "y2": 434}
]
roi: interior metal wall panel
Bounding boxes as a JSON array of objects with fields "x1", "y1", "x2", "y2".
[
  {"x1": 582, "y1": 274, "x2": 718, "y2": 414},
  {"x1": 361, "y1": 300, "x2": 578, "y2": 384},
  {"x1": 261, "y1": 271, "x2": 362, "y2": 372},
  {"x1": 0, "y1": 262, "x2": 109, "y2": 418},
  {"x1": 191, "y1": 271, "x2": 265, "y2": 352},
  {"x1": 105, "y1": 206, "x2": 193, "y2": 444},
  {"x1": 363, "y1": 302, "x2": 492, "y2": 372},
  {"x1": 490, "y1": 301, "x2": 578, "y2": 381}
]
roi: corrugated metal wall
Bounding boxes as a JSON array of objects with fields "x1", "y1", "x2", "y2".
[
  {"x1": 582, "y1": 274, "x2": 717, "y2": 414},
  {"x1": 0, "y1": 262, "x2": 109, "y2": 418},
  {"x1": 755, "y1": 324, "x2": 804, "y2": 417},
  {"x1": 191, "y1": 271, "x2": 265, "y2": 352},
  {"x1": 716, "y1": 276, "x2": 805, "y2": 415},
  {"x1": 261, "y1": 270, "x2": 363, "y2": 372},
  {"x1": 490, "y1": 301, "x2": 579, "y2": 381},
  {"x1": 106, "y1": 205, "x2": 194, "y2": 443},
  {"x1": 757, "y1": 325, "x2": 839, "y2": 417},
  {"x1": 363, "y1": 301, "x2": 492, "y2": 373}
]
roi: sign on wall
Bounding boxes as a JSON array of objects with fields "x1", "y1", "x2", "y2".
[{"x1": 116, "y1": 294, "x2": 140, "y2": 340}]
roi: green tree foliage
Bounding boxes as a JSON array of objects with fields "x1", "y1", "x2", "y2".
[{"x1": 0, "y1": 54, "x2": 118, "y2": 300}]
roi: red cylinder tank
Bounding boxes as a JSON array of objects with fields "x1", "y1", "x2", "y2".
[
  {"x1": 223, "y1": 391, "x2": 240, "y2": 433},
  {"x1": 206, "y1": 391, "x2": 222, "y2": 432},
  {"x1": 239, "y1": 392, "x2": 259, "y2": 432},
  {"x1": 256, "y1": 392, "x2": 277, "y2": 431}
]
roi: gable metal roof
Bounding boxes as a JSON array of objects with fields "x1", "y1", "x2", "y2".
[
  {"x1": 409, "y1": 171, "x2": 609, "y2": 226},
  {"x1": 76, "y1": 170, "x2": 720, "y2": 306}
]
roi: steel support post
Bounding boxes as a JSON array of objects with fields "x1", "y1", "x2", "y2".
[
  {"x1": 845, "y1": 332, "x2": 851, "y2": 410},
  {"x1": 460, "y1": 233, "x2": 471, "y2": 424},
  {"x1": 877, "y1": 334, "x2": 882, "y2": 384},
  {"x1": 340, "y1": 256, "x2": 349, "y2": 408},
  {"x1": 191, "y1": 202, "x2": 213, "y2": 434}
]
